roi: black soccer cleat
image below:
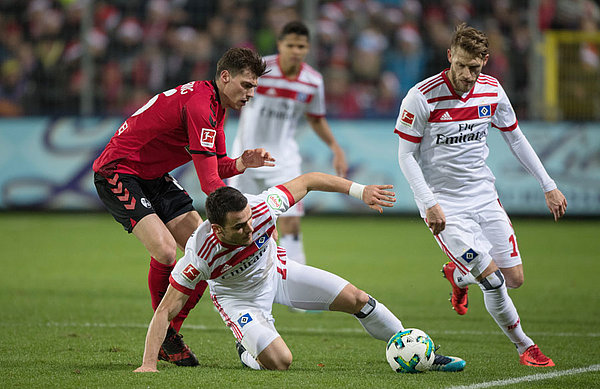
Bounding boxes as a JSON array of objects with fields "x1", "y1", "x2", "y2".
[{"x1": 158, "y1": 326, "x2": 199, "y2": 366}]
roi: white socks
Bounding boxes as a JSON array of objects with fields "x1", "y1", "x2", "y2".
[
  {"x1": 479, "y1": 281, "x2": 534, "y2": 354},
  {"x1": 454, "y1": 267, "x2": 476, "y2": 288},
  {"x1": 355, "y1": 297, "x2": 404, "y2": 342},
  {"x1": 240, "y1": 350, "x2": 262, "y2": 370},
  {"x1": 279, "y1": 234, "x2": 306, "y2": 265}
]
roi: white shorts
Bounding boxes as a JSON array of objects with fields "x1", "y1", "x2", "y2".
[
  {"x1": 210, "y1": 249, "x2": 348, "y2": 357},
  {"x1": 430, "y1": 199, "x2": 522, "y2": 278},
  {"x1": 228, "y1": 167, "x2": 304, "y2": 217}
]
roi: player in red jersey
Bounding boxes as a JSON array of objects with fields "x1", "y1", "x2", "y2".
[{"x1": 93, "y1": 48, "x2": 274, "y2": 366}]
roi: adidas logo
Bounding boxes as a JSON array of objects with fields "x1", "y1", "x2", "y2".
[
  {"x1": 440, "y1": 111, "x2": 452, "y2": 121},
  {"x1": 266, "y1": 88, "x2": 277, "y2": 95}
]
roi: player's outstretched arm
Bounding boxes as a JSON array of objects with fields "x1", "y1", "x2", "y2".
[
  {"x1": 282, "y1": 172, "x2": 395, "y2": 213},
  {"x1": 545, "y1": 188, "x2": 567, "y2": 221},
  {"x1": 134, "y1": 286, "x2": 189, "y2": 373},
  {"x1": 235, "y1": 148, "x2": 276, "y2": 172}
]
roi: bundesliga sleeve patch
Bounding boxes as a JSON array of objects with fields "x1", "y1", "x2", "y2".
[
  {"x1": 400, "y1": 109, "x2": 415, "y2": 127},
  {"x1": 200, "y1": 128, "x2": 216, "y2": 148},
  {"x1": 182, "y1": 263, "x2": 201, "y2": 282}
]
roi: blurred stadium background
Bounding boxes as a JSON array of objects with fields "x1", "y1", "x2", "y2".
[{"x1": 0, "y1": 0, "x2": 599, "y2": 216}]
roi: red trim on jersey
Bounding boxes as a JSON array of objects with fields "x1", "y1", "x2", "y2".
[
  {"x1": 169, "y1": 275, "x2": 195, "y2": 295},
  {"x1": 394, "y1": 128, "x2": 422, "y2": 143},
  {"x1": 420, "y1": 80, "x2": 445, "y2": 95},
  {"x1": 276, "y1": 184, "x2": 296, "y2": 206},
  {"x1": 433, "y1": 235, "x2": 469, "y2": 275},
  {"x1": 198, "y1": 233, "x2": 218, "y2": 258},
  {"x1": 255, "y1": 85, "x2": 314, "y2": 103},
  {"x1": 209, "y1": 246, "x2": 237, "y2": 266},
  {"x1": 209, "y1": 225, "x2": 276, "y2": 279},
  {"x1": 252, "y1": 215, "x2": 273, "y2": 235},
  {"x1": 418, "y1": 74, "x2": 443, "y2": 92},
  {"x1": 306, "y1": 112, "x2": 325, "y2": 118},
  {"x1": 427, "y1": 92, "x2": 497, "y2": 104},
  {"x1": 429, "y1": 103, "x2": 498, "y2": 122},
  {"x1": 211, "y1": 294, "x2": 243, "y2": 340},
  {"x1": 492, "y1": 120, "x2": 518, "y2": 132}
]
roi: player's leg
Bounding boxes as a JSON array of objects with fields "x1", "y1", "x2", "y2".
[
  {"x1": 478, "y1": 202, "x2": 553, "y2": 366},
  {"x1": 481, "y1": 199, "x2": 524, "y2": 289},
  {"x1": 433, "y1": 215, "x2": 489, "y2": 315}
]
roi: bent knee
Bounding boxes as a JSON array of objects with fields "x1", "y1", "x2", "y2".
[
  {"x1": 263, "y1": 351, "x2": 293, "y2": 370},
  {"x1": 505, "y1": 276, "x2": 524, "y2": 289}
]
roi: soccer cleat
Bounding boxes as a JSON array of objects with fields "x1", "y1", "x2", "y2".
[
  {"x1": 519, "y1": 345, "x2": 555, "y2": 367},
  {"x1": 158, "y1": 326, "x2": 199, "y2": 366},
  {"x1": 441, "y1": 262, "x2": 469, "y2": 315},
  {"x1": 430, "y1": 353, "x2": 466, "y2": 372}
]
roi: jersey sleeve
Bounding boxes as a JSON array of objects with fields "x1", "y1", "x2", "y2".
[
  {"x1": 169, "y1": 242, "x2": 210, "y2": 295},
  {"x1": 393, "y1": 87, "x2": 429, "y2": 142},
  {"x1": 491, "y1": 84, "x2": 518, "y2": 132},
  {"x1": 186, "y1": 94, "x2": 218, "y2": 156},
  {"x1": 258, "y1": 185, "x2": 295, "y2": 221},
  {"x1": 306, "y1": 74, "x2": 326, "y2": 117}
]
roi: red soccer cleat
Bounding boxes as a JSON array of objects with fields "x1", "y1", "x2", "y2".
[
  {"x1": 520, "y1": 345, "x2": 555, "y2": 367},
  {"x1": 158, "y1": 326, "x2": 199, "y2": 366},
  {"x1": 441, "y1": 262, "x2": 469, "y2": 315}
]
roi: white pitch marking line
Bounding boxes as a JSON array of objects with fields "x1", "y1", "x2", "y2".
[
  {"x1": 447, "y1": 364, "x2": 600, "y2": 389},
  {"x1": 32, "y1": 322, "x2": 600, "y2": 338}
]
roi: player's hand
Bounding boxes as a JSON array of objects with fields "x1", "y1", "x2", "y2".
[
  {"x1": 332, "y1": 146, "x2": 348, "y2": 178},
  {"x1": 362, "y1": 185, "x2": 395, "y2": 213},
  {"x1": 239, "y1": 148, "x2": 276, "y2": 170},
  {"x1": 426, "y1": 204, "x2": 445, "y2": 235},
  {"x1": 133, "y1": 366, "x2": 159, "y2": 373},
  {"x1": 545, "y1": 188, "x2": 567, "y2": 221}
]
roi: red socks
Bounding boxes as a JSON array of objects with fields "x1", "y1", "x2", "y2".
[
  {"x1": 148, "y1": 257, "x2": 175, "y2": 310},
  {"x1": 148, "y1": 257, "x2": 207, "y2": 332}
]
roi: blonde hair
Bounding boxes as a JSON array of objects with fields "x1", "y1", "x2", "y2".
[{"x1": 451, "y1": 23, "x2": 489, "y2": 59}]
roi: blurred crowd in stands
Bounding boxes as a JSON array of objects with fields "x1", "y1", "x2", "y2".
[{"x1": 0, "y1": 0, "x2": 598, "y2": 118}]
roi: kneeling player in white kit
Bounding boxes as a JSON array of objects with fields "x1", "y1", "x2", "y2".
[
  {"x1": 395, "y1": 23, "x2": 567, "y2": 367},
  {"x1": 134, "y1": 172, "x2": 465, "y2": 372}
]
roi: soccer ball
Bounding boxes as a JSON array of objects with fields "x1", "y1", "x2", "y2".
[{"x1": 386, "y1": 328, "x2": 435, "y2": 373}]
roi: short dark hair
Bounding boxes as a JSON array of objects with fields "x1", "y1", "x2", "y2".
[
  {"x1": 205, "y1": 186, "x2": 248, "y2": 226},
  {"x1": 215, "y1": 47, "x2": 268, "y2": 79},
  {"x1": 451, "y1": 23, "x2": 489, "y2": 59},
  {"x1": 279, "y1": 20, "x2": 310, "y2": 40}
]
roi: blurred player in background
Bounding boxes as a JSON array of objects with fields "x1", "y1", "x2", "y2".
[
  {"x1": 229, "y1": 21, "x2": 348, "y2": 266},
  {"x1": 93, "y1": 47, "x2": 274, "y2": 366},
  {"x1": 394, "y1": 23, "x2": 567, "y2": 367},
  {"x1": 133, "y1": 172, "x2": 465, "y2": 372}
]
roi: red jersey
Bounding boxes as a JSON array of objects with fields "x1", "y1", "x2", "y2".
[{"x1": 93, "y1": 80, "x2": 240, "y2": 194}]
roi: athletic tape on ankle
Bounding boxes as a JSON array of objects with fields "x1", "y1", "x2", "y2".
[{"x1": 349, "y1": 182, "x2": 365, "y2": 200}]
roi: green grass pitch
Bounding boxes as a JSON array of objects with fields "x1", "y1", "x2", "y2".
[{"x1": 1, "y1": 213, "x2": 599, "y2": 388}]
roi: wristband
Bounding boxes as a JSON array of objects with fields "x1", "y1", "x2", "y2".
[{"x1": 349, "y1": 182, "x2": 365, "y2": 200}]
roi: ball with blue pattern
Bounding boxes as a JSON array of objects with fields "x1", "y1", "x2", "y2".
[{"x1": 386, "y1": 328, "x2": 435, "y2": 373}]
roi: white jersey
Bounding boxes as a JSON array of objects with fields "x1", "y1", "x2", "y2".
[
  {"x1": 231, "y1": 54, "x2": 326, "y2": 177},
  {"x1": 395, "y1": 70, "x2": 520, "y2": 214},
  {"x1": 170, "y1": 185, "x2": 295, "y2": 297}
]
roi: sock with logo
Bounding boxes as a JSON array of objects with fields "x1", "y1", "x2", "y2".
[
  {"x1": 454, "y1": 268, "x2": 476, "y2": 288},
  {"x1": 479, "y1": 272, "x2": 533, "y2": 353}
]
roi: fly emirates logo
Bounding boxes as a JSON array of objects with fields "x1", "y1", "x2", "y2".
[{"x1": 435, "y1": 124, "x2": 487, "y2": 145}]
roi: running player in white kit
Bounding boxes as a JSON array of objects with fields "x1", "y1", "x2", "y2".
[
  {"x1": 395, "y1": 23, "x2": 567, "y2": 367},
  {"x1": 229, "y1": 21, "x2": 347, "y2": 266},
  {"x1": 134, "y1": 172, "x2": 466, "y2": 372}
]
